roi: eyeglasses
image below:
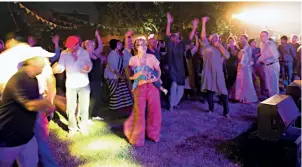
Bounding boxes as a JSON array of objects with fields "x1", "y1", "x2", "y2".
[{"x1": 135, "y1": 42, "x2": 147, "y2": 46}]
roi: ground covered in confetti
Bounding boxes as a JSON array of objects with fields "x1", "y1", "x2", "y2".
[{"x1": 48, "y1": 98, "x2": 258, "y2": 167}]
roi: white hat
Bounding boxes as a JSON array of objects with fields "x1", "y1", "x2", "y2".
[
  {"x1": 0, "y1": 44, "x2": 55, "y2": 83},
  {"x1": 0, "y1": 43, "x2": 55, "y2": 62}
]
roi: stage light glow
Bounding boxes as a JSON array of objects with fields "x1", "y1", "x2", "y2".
[
  {"x1": 231, "y1": 3, "x2": 301, "y2": 36},
  {"x1": 148, "y1": 34, "x2": 155, "y2": 39},
  {"x1": 232, "y1": 8, "x2": 278, "y2": 25}
]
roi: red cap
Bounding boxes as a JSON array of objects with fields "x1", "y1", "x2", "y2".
[{"x1": 65, "y1": 36, "x2": 79, "y2": 49}]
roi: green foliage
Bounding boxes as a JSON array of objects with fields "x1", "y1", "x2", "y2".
[{"x1": 96, "y1": 2, "x2": 233, "y2": 37}]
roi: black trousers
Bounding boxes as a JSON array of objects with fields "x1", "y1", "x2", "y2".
[
  {"x1": 206, "y1": 90, "x2": 229, "y2": 115},
  {"x1": 89, "y1": 81, "x2": 102, "y2": 118}
]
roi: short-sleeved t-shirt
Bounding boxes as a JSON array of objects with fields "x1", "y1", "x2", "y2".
[
  {"x1": 0, "y1": 69, "x2": 40, "y2": 147},
  {"x1": 129, "y1": 54, "x2": 160, "y2": 86}
]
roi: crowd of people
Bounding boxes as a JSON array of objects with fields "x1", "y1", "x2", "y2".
[{"x1": 0, "y1": 12, "x2": 301, "y2": 166}]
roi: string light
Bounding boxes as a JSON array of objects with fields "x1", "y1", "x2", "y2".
[{"x1": 13, "y1": 2, "x2": 139, "y2": 32}]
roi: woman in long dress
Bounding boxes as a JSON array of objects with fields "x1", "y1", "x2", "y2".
[
  {"x1": 104, "y1": 39, "x2": 133, "y2": 111},
  {"x1": 231, "y1": 41, "x2": 258, "y2": 103}
]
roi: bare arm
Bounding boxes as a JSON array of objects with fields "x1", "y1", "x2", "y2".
[
  {"x1": 129, "y1": 71, "x2": 143, "y2": 80},
  {"x1": 189, "y1": 18, "x2": 199, "y2": 41},
  {"x1": 52, "y1": 52, "x2": 66, "y2": 74},
  {"x1": 154, "y1": 63, "x2": 161, "y2": 79},
  {"x1": 200, "y1": 17, "x2": 209, "y2": 40},
  {"x1": 49, "y1": 35, "x2": 60, "y2": 63},
  {"x1": 94, "y1": 29, "x2": 103, "y2": 55},
  {"x1": 166, "y1": 12, "x2": 173, "y2": 36},
  {"x1": 216, "y1": 43, "x2": 230, "y2": 59},
  {"x1": 24, "y1": 99, "x2": 54, "y2": 112},
  {"x1": 45, "y1": 74, "x2": 56, "y2": 104},
  {"x1": 191, "y1": 34, "x2": 199, "y2": 55},
  {"x1": 147, "y1": 55, "x2": 161, "y2": 83}
]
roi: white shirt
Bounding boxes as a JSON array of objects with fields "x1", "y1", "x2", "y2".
[
  {"x1": 259, "y1": 40, "x2": 279, "y2": 64},
  {"x1": 36, "y1": 58, "x2": 53, "y2": 94},
  {"x1": 57, "y1": 47, "x2": 92, "y2": 88},
  {"x1": 122, "y1": 49, "x2": 132, "y2": 69},
  {"x1": 104, "y1": 50, "x2": 122, "y2": 79}
]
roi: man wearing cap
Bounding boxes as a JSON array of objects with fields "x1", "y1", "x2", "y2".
[
  {"x1": 53, "y1": 36, "x2": 92, "y2": 136},
  {"x1": 1, "y1": 31, "x2": 60, "y2": 167},
  {"x1": 0, "y1": 43, "x2": 56, "y2": 167}
]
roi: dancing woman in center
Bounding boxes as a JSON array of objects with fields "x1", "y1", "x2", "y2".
[{"x1": 124, "y1": 38, "x2": 162, "y2": 146}]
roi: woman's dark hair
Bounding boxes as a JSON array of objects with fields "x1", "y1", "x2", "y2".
[
  {"x1": 248, "y1": 39, "x2": 255, "y2": 45},
  {"x1": 109, "y1": 39, "x2": 121, "y2": 50},
  {"x1": 227, "y1": 36, "x2": 234, "y2": 42},
  {"x1": 5, "y1": 30, "x2": 28, "y2": 43},
  {"x1": 280, "y1": 35, "x2": 288, "y2": 41}
]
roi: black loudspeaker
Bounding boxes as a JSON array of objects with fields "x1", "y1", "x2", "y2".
[
  {"x1": 286, "y1": 80, "x2": 301, "y2": 111},
  {"x1": 258, "y1": 94, "x2": 300, "y2": 141}
]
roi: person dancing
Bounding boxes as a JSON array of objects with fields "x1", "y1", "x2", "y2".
[{"x1": 124, "y1": 38, "x2": 162, "y2": 146}]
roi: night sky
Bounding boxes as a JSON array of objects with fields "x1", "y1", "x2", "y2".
[
  {"x1": 0, "y1": 2, "x2": 99, "y2": 40},
  {"x1": 0, "y1": 2, "x2": 300, "y2": 41}
]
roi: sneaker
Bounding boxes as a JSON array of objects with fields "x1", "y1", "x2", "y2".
[
  {"x1": 67, "y1": 130, "x2": 78, "y2": 137},
  {"x1": 224, "y1": 114, "x2": 231, "y2": 119},
  {"x1": 174, "y1": 105, "x2": 181, "y2": 109},
  {"x1": 92, "y1": 116, "x2": 104, "y2": 121},
  {"x1": 79, "y1": 124, "x2": 89, "y2": 135},
  {"x1": 87, "y1": 120, "x2": 94, "y2": 125}
]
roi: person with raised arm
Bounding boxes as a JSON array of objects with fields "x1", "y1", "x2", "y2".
[
  {"x1": 200, "y1": 16, "x2": 230, "y2": 118},
  {"x1": 124, "y1": 38, "x2": 162, "y2": 146},
  {"x1": 165, "y1": 12, "x2": 199, "y2": 112},
  {"x1": 83, "y1": 29, "x2": 106, "y2": 122}
]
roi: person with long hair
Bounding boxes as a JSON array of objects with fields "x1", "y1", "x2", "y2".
[{"x1": 124, "y1": 38, "x2": 162, "y2": 146}]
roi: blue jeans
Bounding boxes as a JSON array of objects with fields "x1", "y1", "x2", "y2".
[
  {"x1": 35, "y1": 112, "x2": 59, "y2": 167},
  {"x1": 169, "y1": 82, "x2": 184, "y2": 108},
  {"x1": 281, "y1": 61, "x2": 293, "y2": 86},
  {"x1": 66, "y1": 84, "x2": 91, "y2": 131}
]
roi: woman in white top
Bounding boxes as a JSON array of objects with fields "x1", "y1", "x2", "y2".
[{"x1": 230, "y1": 40, "x2": 258, "y2": 103}]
